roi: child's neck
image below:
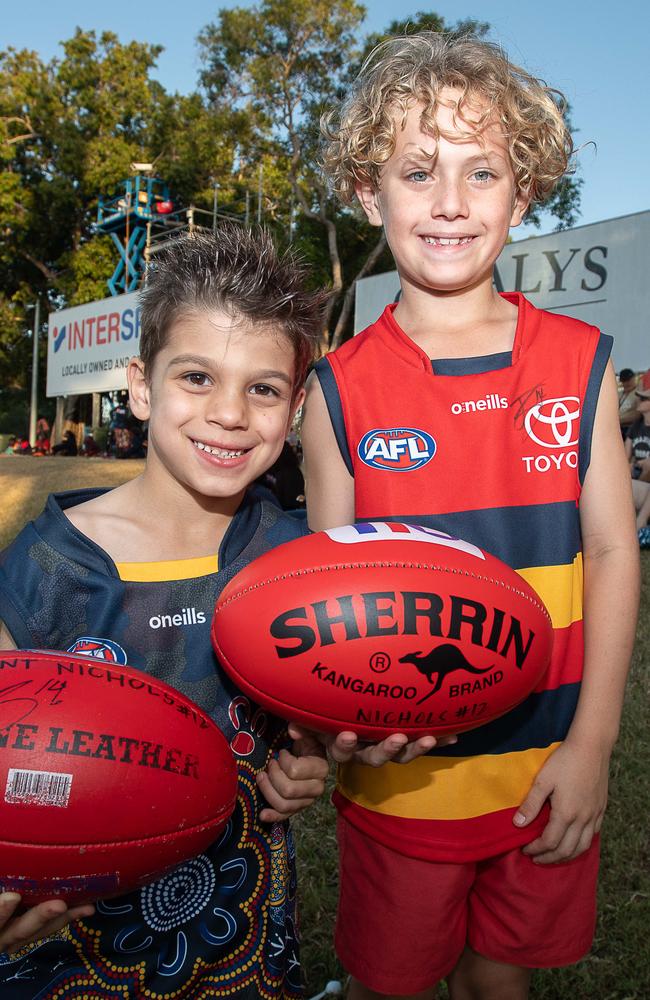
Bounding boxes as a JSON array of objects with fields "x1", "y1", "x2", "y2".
[
  {"x1": 393, "y1": 280, "x2": 517, "y2": 360},
  {"x1": 120, "y1": 465, "x2": 244, "y2": 561},
  {"x1": 65, "y1": 464, "x2": 245, "y2": 565}
]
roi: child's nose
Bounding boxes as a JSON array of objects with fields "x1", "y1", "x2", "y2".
[
  {"x1": 205, "y1": 389, "x2": 247, "y2": 428},
  {"x1": 430, "y1": 178, "x2": 469, "y2": 219}
]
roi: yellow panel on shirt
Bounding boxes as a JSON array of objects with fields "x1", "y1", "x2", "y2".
[
  {"x1": 517, "y1": 553, "x2": 583, "y2": 630},
  {"x1": 337, "y1": 743, "x2": 560, "y2": 821},
  {"x1": 115, "y1": 554, "x2": 218, "y2": 582}
]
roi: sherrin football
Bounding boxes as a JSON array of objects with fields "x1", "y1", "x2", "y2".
[
  {"x1": 0, "y1": 651, "x2": 237, "y2": 905},
  {"x1": 212, "y1": 523, "x2": 554, "y2": 739}
]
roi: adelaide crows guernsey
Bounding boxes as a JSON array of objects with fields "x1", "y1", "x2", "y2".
[
  {"x1": 316, "y1": 293, "x2": 611, "y2": 862},
  {"x1": 0, "y1": 488, "x2": 308, "y2": 999}
]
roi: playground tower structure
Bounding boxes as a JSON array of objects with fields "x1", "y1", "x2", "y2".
[
  {"x1": 96, "y1": 175, "x2": 176, "y2": 296},
  {"x1": 98, "y1": 174, "x2": 249, "y2": 298}
]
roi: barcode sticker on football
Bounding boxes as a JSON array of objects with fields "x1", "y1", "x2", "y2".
[{"x1": 5, "y1": 768, "x2": 73, "y2": 808}]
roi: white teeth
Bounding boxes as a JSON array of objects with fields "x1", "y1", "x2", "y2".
[
  {"x1": 193, "y1": 440, "x2": 245, "y2": 458},
  {"x1": 423, "y1": 236, "x2": 473, "y2": 245}
]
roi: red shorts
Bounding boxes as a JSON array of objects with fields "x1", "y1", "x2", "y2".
[{"x1": 335, "y1": 816, "x2": 600, "y2": 995}]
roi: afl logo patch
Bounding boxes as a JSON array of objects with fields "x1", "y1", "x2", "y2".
[
  {"x1": 358, "y1": 427, "x2": 436, "y2": 471},
  {"x1": 66, "y1": 637, "x2": 128, "y2": 664}
]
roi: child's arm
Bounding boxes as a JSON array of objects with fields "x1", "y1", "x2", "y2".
[
  {"x1": 302, "y1": 374, "x2": 355, "y2": 530},
  {"x1": 301, "y1": 376, "x2": 454, "y2": 766},
  {"x1": 514, "y1": 362, "x2": 640, "y2": 863}
]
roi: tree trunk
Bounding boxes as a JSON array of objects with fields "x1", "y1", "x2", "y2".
[{"x1": 329, "y1": 231, "x2": 388, "y2": 351}]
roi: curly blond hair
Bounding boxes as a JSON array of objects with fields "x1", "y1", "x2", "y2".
[{"x1": 322, "y1": 32, "x2": 573, "y2": 205}]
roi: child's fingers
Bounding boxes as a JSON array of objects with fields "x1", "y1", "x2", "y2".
[
  {"x1": 287, "y1": 723, "x2": 329, "y2": 758},
  {"x1": 258, "y1": 754, "x2": 327, "y2": 802},
  {"x1": 513, "y1": 776, "x2": 552, "y2": 828},
  {"x1": 256, "y1": 768, "x2": 325, "y2": 820},
  {"x1": 0, "y1": 892, "x2": 23, "y2": 933},
  {"x1": 524, "y1": 818, "x2": 597, "y2": 864},
  {"x1": 326, "y1": 731, "x2": 361, "y2": 763},
  {"x1": 0, "y1": 897, "x2": 93, "y2": 955}
]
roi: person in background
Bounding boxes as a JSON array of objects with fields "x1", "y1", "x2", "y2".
[
  {"x1": 52, "y1": 430, "x2": 78, "y2": 456},
  {"x1": 35, "y1": 415, "x2": 51, "y2": 454},
  {"x1": 625, "y1": 387, "x2": 650, "y2": 482},
  {"x1": 618, "y1": 368, "x2": 639, "y2": 437}
]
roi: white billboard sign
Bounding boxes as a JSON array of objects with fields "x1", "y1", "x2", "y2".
[
  {"x1": 47, "y1": 291, "x2": 141, "y2": 396},
  {"x1": 355, "y1": 210, "x2": 649, "y2": 372}
]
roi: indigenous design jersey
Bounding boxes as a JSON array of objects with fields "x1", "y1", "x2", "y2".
[
  {"x1": 0, "y1": 488, "x2": 308, "y2": 999},
  {"x1": 316, "y1": 293, "x2": 611, "y2": 862}
]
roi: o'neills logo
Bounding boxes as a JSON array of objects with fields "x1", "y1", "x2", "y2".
[
  {"x1": 451, "y1": 394, "x2": 508, "y2": 415},
  {"x1": 149, "y1": 608, "x2": 207, "y2": 629},
  {"x1": 270, "y1": 591, "x2": 535, "y2": 669}
]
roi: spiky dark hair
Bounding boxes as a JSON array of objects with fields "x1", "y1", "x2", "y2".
[{"x1": 139, "y1": 224, "x2": 325, "y2": 388}]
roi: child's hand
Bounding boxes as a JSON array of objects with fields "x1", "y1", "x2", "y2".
[
  {"x1": 326, "y1": 729, "x2": 456, "y2": 766},
  {"x1": 0, "y1": 892, "x2": 95, "y2": 956},
  {"x1": 513, "y1": 738, "x2": 610, "y2": 864},
  {"x1": 257, "y1": 725, "x2": 329, "y2": 822}
]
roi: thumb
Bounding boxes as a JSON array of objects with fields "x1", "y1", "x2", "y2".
[
  {"x1": 513, "y1": 779, "x2": 550, "y2": 827},
  {"x1": 287, "y1": 722, "x2": 327, "y2": 757}
]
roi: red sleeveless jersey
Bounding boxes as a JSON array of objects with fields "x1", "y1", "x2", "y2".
[{"x1": 315, "y1": 293, "x2": 612, "y2": 861}]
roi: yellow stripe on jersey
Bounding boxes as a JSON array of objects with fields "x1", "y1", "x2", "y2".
[
  {"x1": 115, "y1": 554, "x2": 219, "y2": 582},
  {"x1": 337, "y1": 743, "x2": 560, "y2": 821},
  {"x1": 517, "y1": 554, "x2": 583, "y2": 630}
]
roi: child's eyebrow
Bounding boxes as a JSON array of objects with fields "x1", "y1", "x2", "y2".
[
  {"x1": 251, "y1": 369, "x2": 294, "y2": 386},
  {"x1": 167, "y1": 354, "x2": 216, "y2": 368},
  {"x1": 399, "y1": 148, "x2": 509, "y2": 170}
]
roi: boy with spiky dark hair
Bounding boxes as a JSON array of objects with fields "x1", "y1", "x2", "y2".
[{"x1": 0, "y1": 225, "x2": 329, "y2": 999}]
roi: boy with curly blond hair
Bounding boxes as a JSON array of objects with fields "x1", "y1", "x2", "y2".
[{"x1": 302, "y1": 32, "x2": 639, "y2": 1000}]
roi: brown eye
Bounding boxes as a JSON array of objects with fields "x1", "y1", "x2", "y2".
[
  {"x1": 185, "y1": 372, "x2": 210, "y2": 386},
  {"x1": 250, "y1": 384, "x2": 278, "y2": 397}
]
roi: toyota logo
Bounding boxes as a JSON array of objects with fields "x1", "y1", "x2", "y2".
[{"x1": 524, "y1": 396, "x2": 580, "y2": 448}]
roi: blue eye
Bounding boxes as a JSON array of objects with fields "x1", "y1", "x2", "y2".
[
  {"x1": 472, "y1": 170, "x2": 494, "y2": 183},
  {"x1": 407, "y1": 170, "x2": 429, "y2": 183}
]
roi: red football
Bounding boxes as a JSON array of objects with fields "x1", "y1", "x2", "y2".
[
  {"x1": 212, "y1": 523, "x2": 554, "y2": 739},
  {"x1": 0, "y1": 651, "x2": 237, "y2": 905}
]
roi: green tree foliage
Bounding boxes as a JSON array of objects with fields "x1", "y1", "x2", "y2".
[
  {"x1": 0, "y1": 12, "x2": 584, "y2": 392},
  {"x1": 0, "y1": 31, "x2": 162, "y2": 389},
  {"x1": 198, "y1": 4, "x2": 581, "y2": 350}
]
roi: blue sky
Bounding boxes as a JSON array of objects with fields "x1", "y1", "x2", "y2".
[{"x1": 5, "y1": 0, "x2": 649, "y2": 236}]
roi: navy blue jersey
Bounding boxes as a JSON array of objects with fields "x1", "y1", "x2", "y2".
[{"x1": 0, "y1": 488, "x2": 309, "y2": 999}]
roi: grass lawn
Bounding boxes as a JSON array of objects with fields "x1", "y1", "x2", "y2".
[{"x1": 0, "y1": 457, "x2": 648, "y2": 999}]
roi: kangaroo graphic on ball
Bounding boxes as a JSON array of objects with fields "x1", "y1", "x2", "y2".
[{"x1": 399, "y1": 644, "x2": 493, "y2": 705}]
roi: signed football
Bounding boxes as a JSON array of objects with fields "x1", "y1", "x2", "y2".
[
  {"x1": 212, "y1": 523, "x2": 554, "y2": 739},
  {"x1": 0, "y1": 650, "x2": 237, "y2": 905}
]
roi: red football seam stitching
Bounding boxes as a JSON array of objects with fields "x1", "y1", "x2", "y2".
[
  {"x1": 217, "y1": 562, "x2": 551, "y2": 621},
  {"x1": 0, "y1": 806, "x2": 236, "y2": 851}
]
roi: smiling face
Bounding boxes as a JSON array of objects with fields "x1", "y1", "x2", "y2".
[
  {"x1": 356, "y1": 90, "x2": 529, "y2": 303},
  {"x1": 128, "y1": 309, "x2": 303, "y2": 508}
]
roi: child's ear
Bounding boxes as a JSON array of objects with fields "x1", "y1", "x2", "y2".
[
  {"x1": 355, "y1": 181, "x2": 383, "y2": 227},
  {"x1": 128, "y1": 357, "x2": 151, "y2": 421},
  {"x1": 510, "y1": 187, "x2": 530, "y2": 228}
]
